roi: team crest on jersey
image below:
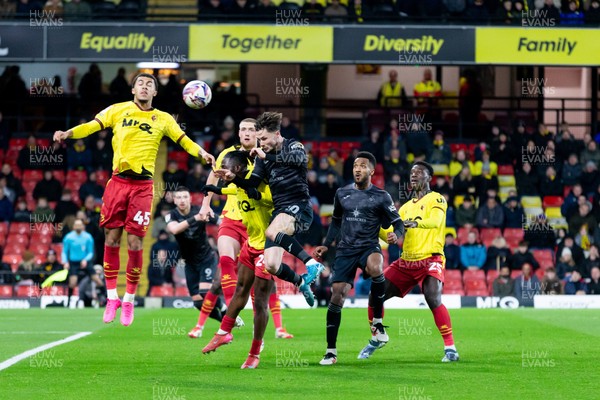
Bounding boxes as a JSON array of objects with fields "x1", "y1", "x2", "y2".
[
  {"x1": 290, "y1": 141, "x2": 304, "y2": 150},
  {"x1": 152, "y1": 115, "x2": 157, "y2": 121}
]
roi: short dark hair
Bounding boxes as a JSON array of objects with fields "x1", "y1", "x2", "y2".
[
  {"x1": 131, "y1": 73, "x2": 158, "y2": 90},
  {"x1": 241, "y1": 118, "x2": 257, "y2": 125},
  {"x1": 174, "y1": 186, "x2": 190, "y2": 193},
  {"x1": 256, "y1": 112, "x2": 282, "y2": 133},
  {"x1": 414, "y1": 161, "x2": 434, "y2": 177},
  {"x1": 223, "y1": 150, "x2": 250, "y2": 169},
  {"x1": 355, "y1": 151, "x2": 376, "y2": 168}
]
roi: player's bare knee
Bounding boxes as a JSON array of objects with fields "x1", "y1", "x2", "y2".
[
  {"x1": 365, "y1": 263, "x2": 384, "y2": 277},
  {"x1": 424, "y1": 292, "x2": 442, "y2": 309},
  {"x1": 127, "y1": 234, "x2": 143, "y2": 251}
]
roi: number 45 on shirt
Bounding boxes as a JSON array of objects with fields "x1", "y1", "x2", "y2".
[{"x1": 133, "y1": 211, "x2": 151, "y2": 226}]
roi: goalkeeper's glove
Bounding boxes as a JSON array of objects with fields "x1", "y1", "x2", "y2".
[{"x1": 201, "y1": 185, "x2": 222, "y2": 195}]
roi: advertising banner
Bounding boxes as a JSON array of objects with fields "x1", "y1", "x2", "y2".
[{"x1": 0, "y1": 25, "x2": 44, "y2": 60}]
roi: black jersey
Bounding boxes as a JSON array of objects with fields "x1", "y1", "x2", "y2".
[
  {"x1": 332, "y1": 184, "x2": 401, "y2": 251},
  {"x1": 166, "y1": 205, "x2": 213, "y2": 265},
  {"x1": 251, "y1": 138, "x2": 310, "y2": 208}
]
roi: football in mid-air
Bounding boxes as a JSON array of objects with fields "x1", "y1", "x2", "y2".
[{"x1": 182, "y1": 80, "x2": 212, "y2": 109}]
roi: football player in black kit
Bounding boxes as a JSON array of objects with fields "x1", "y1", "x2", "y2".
[
  {"x1": 313, "y1": 151, "x2": 404, "y2": 365},
  {"x1": 214, "y1": 112, "x2": 323, "y2": 306},
  {"x1": 166, "y1": 186, "x2": 238, "y2": 337}
]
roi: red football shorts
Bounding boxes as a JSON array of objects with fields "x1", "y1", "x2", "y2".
[
  {"x1": 100, "y1": 175, "x2": 153, "y2": 237},
  {"x1": 238, "y1": 241, "x2": 273, "y2": 281},
  {"x1": 384, "y1": 255, "x2": 446, "y2": 298},
  {"x1": 218, "y1": 216, "x2": 248, "y2": 244}
]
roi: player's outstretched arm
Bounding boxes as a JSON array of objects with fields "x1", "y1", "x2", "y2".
[
  {"x1": 54, "y1": 117, "x2": 103, "y2": 142},
  {"x1": 166, "y1": 212, "x2": 205, "y2": 236},
  {"x1": 409, "y1": 207, "x2": 445, "y2": 229},
  {"x1": 53, "y1": 130, "x2": 73, "y2": 142}
]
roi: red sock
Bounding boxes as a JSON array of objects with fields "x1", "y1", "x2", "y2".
[
  {"x1": 249, "y1": 339, "x2": 262, "y2": 356},
  {"x1": 219, "y1": 315, "x2": 236, "y2": 333},
  {"x1": 125, "y1": 249, "x2": 143, "y2": 295},
  {"x1": 220, "y1": 256, "x2": 237, "y2": 305},
  {"x1": 368, "y1": 306, "x2": 384, "y2": 324},
  {"x1": 269, "y1": 292, "x2": 282, "y2": 330},
  {"x1": 103, "y1": 245, "x2": 120, "y2": 290},
  {"x1": 198, "y1": 292, "x2": 218, "y2": 327},
  {"x1": 431, "y1": 304, "x2": 454, "y2": 346}
]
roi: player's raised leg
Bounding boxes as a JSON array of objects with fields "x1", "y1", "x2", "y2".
[
  {"x1": 364, "y1": 252, "x2": 388, "y2": 344},
  {"x1": 217, "y1": 233, "x2": 242, "y2": 306},
  {"x1": 241, "y1": 275, "x2": 273, "y2": 369},
  {"x1": 422, "y1": 275, "x2": 459, "y2": 362},
  {"x1": 102, "y1": 228, "x2": 123, "y2": 323}
]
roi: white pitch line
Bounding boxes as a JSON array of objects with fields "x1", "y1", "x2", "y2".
[
  {"x1": 0, "y1": 331, "x2": 79, "y2": 334},
  {"x1": 0, "y1": 331, "x2": 92, "y2": 371}
]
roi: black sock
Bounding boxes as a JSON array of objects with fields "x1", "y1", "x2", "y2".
[
  {"x1": 274, "y1": 232, "x2": 312, "y2": 264},
  {"x1": 326, "y1": 302, "x2": 343, "y2": 349},
  {"x1": 209, "y1": 305, "x2": 223, "y2": 322},
  {"x1": 67, "y1": 287, "x2": 73, "y2": 307},
  {"x1": 274, "y1": 263, "x2": 302, "y2": 286},
  {"x1": 370, "y1": 274, "x2": 386, "y2": 319}
]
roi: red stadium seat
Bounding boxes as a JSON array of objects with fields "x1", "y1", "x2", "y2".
[
  {"x1": 52, "y1": 170, "x2": 66, "y2": 183},
  {"x1": 149, "y1": 285, "x2": 174, "y2": 297},
  {"x1": 190, "y1": 192, "x2": 204, "y2": 205},
  {"x1": 9, "y1": 222, "x2": 31, "y2": 235},
  {"x1": 96, "y1": 170, "x2": 110, "y2": 186},
  {"x1": 175, "y1": 287, "x2": 189, "y2": 297},
  {"x1": 497, "y1": 165, "x2": 514, "y2": 175},
  {"x1": 2, "y1": 254, "x2": 22, "y2": 271},
  {"x1": 442, "y1": 288, "x2": 465, "y2": 296},
  {"x1": 480, "y1": 228, "x2": 502, "y2": 244},
  {"x1": 4, "y1": 244, "x2": 26, "y2": 255},
  {"x1": 463, "y1": 269, "x2": 485, "y2": 282},
  {"x1": 532, "y1": 249, "x2": 554, "y2": 268},
  {"x1": 457, "y1": 227, "x2": 479, "y2": 245},
  {"x1": 465, "y1": 279, "x2": 487, "y2": 291},
  {"x1": 542, "y1": 196, "x2": 563, "y2": 208},
  {"x1": 511, "y1": 270, "x2": 522, "y2": 279},
  {"x1": 41, "y1": 286, "x2": 66, "y2": 296},
  {"x1": 65, "y1": 180, "x2": 82, "y2": 193},
  {"x1": 486, "y1": 270, "x2": 499, "y2": 286},
  {"x1": 16, "y1": 285, "x2": 39, "y2": 298},
  {"x1": 22, "y1": 180, "x2": 37, "y2": 193},
  {"x1": 206, "y1": 224, "x2": 219, "y2": 240},
  {"x1": 9, "y1": 138, "x2": 28, "y2": 150},
  {"x1": 67, "y1": 170, "x2": 88, "y2": 183},
  {"x1": 372, "y1": 175, "x2": 385, "y2": 188},
  {"x1": 168, "y1": 151, "x2": 189, "y2": 162},
  {"x1": 535, "y1": 268, "x2": 545, "y2": 281},
  {"x1": 563, "y1": 186, "x2": 572, "y2": 198},
  {"x1": 0, "y1": 222, "x2": 8, "y2": 235},
  {"x1": 0, "y1": 285, "x2": 13, "y2": 297},
  {"x1": 466, "y1": 288, "x2": 489, "y2": 296},
  {"x1": 445, "y1": 269, "x2": 462, "y2": 281},
  {"x1": 0, "y1": 235, "x2": 6, "y2": 248},
  {"x1": 29, "y1": 245, "x2": 50, "y2": 257},
  {"x1": 444, "y1": 279, "x2": 463, "y2": 290},
  {"x1": 22, "y1": 169, "x2": 44, "y2": 182},
  {"x1": 50, "y1": 243, "x2": 63, "y2": 256},
  {"x1": 504, "y1": 228, "x2": 524, "y2": 243},
  {"x1": 7, "y1": 232, "x2": 29, "y2": 244}
]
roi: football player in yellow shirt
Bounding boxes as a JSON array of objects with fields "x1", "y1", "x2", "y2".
[
  {"x1": 53, "y1": 73, "x2": 215, "y2": 327},
  {"x1": 358, "y1": 161, "x2": 459, "y2": 362}
]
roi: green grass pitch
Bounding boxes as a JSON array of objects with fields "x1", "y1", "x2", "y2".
[{"x1": 0, "y1": 308, "x2": 598, "y2": 400}]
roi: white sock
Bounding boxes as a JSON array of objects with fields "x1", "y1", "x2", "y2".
[
  {"x1": 326, "y1": 348, "x2": 337, "y2": 355},
  {"x1": 123, "y1": 292, "x2": 135, "y2": 303},
  {"x1": 217, "y1": 329, "x2": 229, "y2": 335},
  {"x1": 445, "y1": 345, "x2": 457, "y2": 351},
  {"x1": 372, "y1": 318, "x2": 383, "y2": 325},
  {"x1": 306, "y1": 258, "x2": 318, "y2": 266},
  {"x1": 107, "y1": 289, "x2": 118, "y2": 300}
]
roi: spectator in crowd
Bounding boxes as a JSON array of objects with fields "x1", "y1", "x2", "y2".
[
  {"x1": 163, "y1": 160, "x2": 187, "y2": 190},
  {"x1": 17, "y1": 135, "x2": 37, "y2": 171},
  {"x1": 560, "y1": 0, "x2": 584, "y2": 25},
  {"x1": 109, "y1": 67, "x2": 130, "y2": 102},
  {"x1": 524, "y1": 214, "x2": 556, "y2": 249},
  {"x1": 0, "y1": 247, "x2": 14, "y2": 284},
  {"x1": 0, "y1": 0, "x2": 16, "y2": 17},
  {"x1": 55, "y1": 189, "x2": 80, "y2": 224},
  {"x1": 575, "y1": 223, "x2": 592, "y2": 253},
  {"x1": 15, "y1": 250, "x2": 37, "y2": 284},
  {"x1": 78, "y1": 171, "x2": 104, "y2": 202},
  {"x1": 360, "y1": 129, "x2": 384, "y2": 164},
  {"x1": 46, "y1": 141, "x2": 67, "y2": 170},
  {"x1": 315, "y1": 156, "x2": 338, "y2": 184},
  {"x1": 503, "y1": 196, "x2": 525, "y2": 228},
  {"x1": 185, "y1": 163, "x2": 208, "y2": 193},
  {"x1": 475, "y1": 165, "x2": 499, "y2": 202},
  {"x1": 515, "y1": 162, "x2": 540, "y2": 197},
  {"x1": 539, "y1": 166, "x2": 563, "y2": 198},
  {"x1": 444, "y1": 193, "x2": 456, "y2": 228},
  {"x1": 92, "y1": 136, "x2": 112, "y2": 171},
  {"x1": 303, "y1": 0, "x2": 324, "y2": 19},
  {"x1": 460, "y1": 231, "x2": 487, "y2": 270},
  {"x1": 562, "y1": 153, "x2": 583, "y2": 186},
  {"x1": 78, "y1": 63, "x2": 102, "y2": 111},
  {"x1": 432, "y1": 175, "x2": 451, "y2": 200},
  {"x1": 256, "y1": 0, "x2": 277, "y2": 16},
  {"x1": 210, "y1": 116, "x2": 236, "y2": 157},
  {"x1": 0, "y1": 176, "x2": 15, "y2": 203},
  {"x1": 581, "y1": 140, "x2": 600, "y2": 165},
  {"x1": 541, "y1": 267, "x2": 563, "y2": 294},
  {"x1": 413, "y1": 68, "x2": 442, "y2": 121},
  {"x1": 405, "y1": 129, "x2": 432, "y2": 162},
  {"x1": 12, "y1": 199, "x2": 31, "y2": 223},
  {"x1": 0, "y1": 190, "x2": 13, "y2": 221},
  {"x1": 453, "y1": 166, "x2": 477, "y2": 198},
  {"x1": 510, "y1": 241, "x2": 540, "y2": 271},
  {"x1": 444, "y1": 233, "x2": 460, "y2": 270},
  {"x1": 587, "y1": 0, "x2": 600, "y2": 23},
  {"x1": 492, "y1": 265, "x2": 515, "y2": 297},
  {"x1": 324, "y1": 0, "x2": 348, "y2": 21},
  {"x1": 383, "y1": 148, "x2": 408, "y2": 181},
  {"x1": 67, "y1": 139, "x2": 93, "y2": 172},
  {"x1": 490, "y1": 131, "x2": 514, "y2": 166},
  {"x1": 63, "y1": 0, "x2": 92, "y2": 20},
  {"x1": 584, "y1": 245, "x2": 600, "y2": 278},
  {"x1": 476, "y1": 197, "x2": 504, "y2": 228},
  {"x1": 568, "y1": 202, "x2": 596, "y2": 238},
  {"x1": 79, "y1": 264, "x2": 105, "y2": 307},
  {"x1": 151, "y1": 204, "x2": 176, "y2": 242},
  {"x1": 564, "y1": 270, "x2": 588, "y2": 295},
  {"x1": 429, "y1": 131, "x2": 452, "y2": 165},
  {"x1": 314, "y1": 265, "x2": 333, "y2": 307},
  {"x1": 465, "y1": 0, "x2": 490, "y2": 21},
  {"x1": 592, "y1": 184, "x2": 600, "y2": 222},
  {"x1": 378, "y1": 70, "x2": 406, "y2": 108},
  {"x1": 317, "y1": 173, "x2": 340, "y2": 206},
  {"x1": 307, "y1": 170, "x2": 320, "y2": 206},
  {"x1": 588, "y1": 266, "x2": 600, "y2": 294},
  {"x1": 556, "y1": 234, "x2": 585, "y2": 266},
  {"x1": 562, "y1": 184, "x2": 583, "y2": 218},
  {"x1": 385, "y1": 173, "x2": 402, "y2": 203},
  {"x1": 33, "y1": 170, "x2": 62, "y2": 202},
  {"x1": 455, "y1": 195, "x2": 477, "y2": 228},
  {"x1": 581, "y1": 161, "x2": 600, "y2": 196},
  {"x1": 459, "y1": 69, "x2": 483, "y2": 138},
  {"x1": 327, "y1": 149, "x2": 344, "y2": 178},
  {"x1": 473, "y1": 150, "x2": 498, "y2": 177},
  {"x1": 449, "y1": 149, "x2": 475, "y2": 177},
  {"x1": 499, "y1": 0, "x2": 519, "y2": 24},
  {"x1": 342, "y1": 147, "x2": 359, "y2": 184},
  {"x1": 199, "y1": 0, "x2": 225, "y2": 17},
  {"x1": 514, "y1": 262, "x2": 540, "y2": 306},
  {"x1": 43, "y1": 0, "x2": 63, "y2": 18},
  {"x1": 32, "y1": 197, "x2": 54, "y2": 223},
  {"x1": 555, "y1": 246, "x2": 579, "y2": 279},
  {"x1": 0, "y1": 164, "x2": 25, "y2": 198},
  {"x1": 62, "y1": 218, "x2": 99, "y2": 307},
  {"x1": 36, "y1": 249, "x2": 63, "y2": 284},
  {"x1": 280, "y1": 116, "x2": 300, "y2": 140},
  {"x1": 146, "y1": 230, "x2": 178, "y2": 295},
  {"x1": 484, "y1": 236, "x2": 511, "y2": 271}
]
